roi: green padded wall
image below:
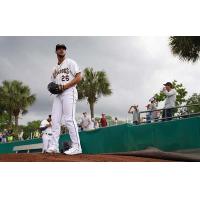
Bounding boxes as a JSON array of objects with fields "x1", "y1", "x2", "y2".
[{"x1": 0, "y1": 116, "x2": 200, "y2": 154}]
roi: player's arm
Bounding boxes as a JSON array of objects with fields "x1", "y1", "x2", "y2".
[
  {"x1": 128, "y1": 106, "x2": 134, "y2": 113},
  {"x1": 162, "y1": 89, "x2": 176, "y2": 97},
  {"x1": 63, "y1": 72, "x2": 82, "y2": 90}
]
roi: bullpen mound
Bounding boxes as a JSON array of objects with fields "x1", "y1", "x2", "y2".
[{"x1": 0, "y1": 153, "x2": 169, "y2": 162}]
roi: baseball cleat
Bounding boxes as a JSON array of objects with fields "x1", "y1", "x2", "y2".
[
  {"x1": 46, "y1": 147, "x2": 60, "y2": 154},
  {"x1": 64, "y1": 146, "x2": 82, "y2": 155}
]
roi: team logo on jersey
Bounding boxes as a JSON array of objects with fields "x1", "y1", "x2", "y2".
[{"x1": 53, "y1": 68, "x2": 70, "y2": 79}]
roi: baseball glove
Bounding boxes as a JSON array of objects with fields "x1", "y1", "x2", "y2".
[{"x1": 47, "y1": 82, "x2": 64, "y2": 95}]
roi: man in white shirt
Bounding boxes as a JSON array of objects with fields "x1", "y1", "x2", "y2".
[
  {"x1": 40, "y1": 115, "x2": 52, "y2": 153},
  {"x1": 161, "y1": 82, "x2": 177, "y2": 121},
  {"x1": 80, "y1": 112, "x2": 91, "y2": 131},
  {"x1": 47, "y1": 44, "x2": 82, "y2": 155},
  {"x1": 128, "y1": 105, "x2": 139, "y2": 125}
]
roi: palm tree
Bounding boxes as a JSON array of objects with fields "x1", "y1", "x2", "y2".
[
  {"x1": 77, "y1": 68, "x2": 112, "y2": 118},
  {"x1": 0, "y1": 80, "x2": 36, "y2": 127},
  {"x1": 169, "y1": 36, "x2": 200, "y2": 62}
]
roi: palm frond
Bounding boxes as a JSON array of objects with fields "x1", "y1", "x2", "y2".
[{"x1": 169, "y1": 36, "x2": 200, "y2": 62}]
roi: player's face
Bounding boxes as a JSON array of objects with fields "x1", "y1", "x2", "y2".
[
  {"x1": 165, "y1": 85, "x2": 170, "y2": 91},
  {"x1": 56, "y1": 48, "x2": 66, "y2": 57}
]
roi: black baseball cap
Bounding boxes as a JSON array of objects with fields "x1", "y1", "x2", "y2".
[
  {"x1": 56, "y1": 44, "x2": 67, "y2": 51},
  {"x1": 163, "y1": 82, "x2": 172, "y2": 87}
]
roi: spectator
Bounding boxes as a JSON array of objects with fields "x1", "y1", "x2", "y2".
[
  {"x1": 34, "y1": 130, "x2": 40, "y2": 138},
  {"x1": 2, "y1": 132, "x2": 7, "y2": 143},
  {"x1": 149, "y1": 97, "x2": 159, "y2": 122},
  {"x1": 78, "y1": 123, "x2": 83, "y2": 132},
  {"x1": 0, "y1": 133, "x2": 2, "y2": 143},
  {"x1": 94, "y1": 119, "x2": 100, "y2": 129},
  {"x1": 128, "y1": 105, "x2": 139, "y2": 125},
  {"x1": 7, "y1": 135, "x2": 13, "y2": 143},
  {"x1": 146, "y1": 104, "x2": 151, "y2": 123},
  {"x1": 100, "y1": 113, "x2": 108, "y2": 127},
  {"x1": 161, "y1": 82, "x2": 177, "y2": 121},
  {"x1": 18, "y1": 131, "x2": 24, "y2": 141},
  {"x1": 114, "y1": 117, "x2": 118, "y2": 125},
  {"x1": 7, "y1": 128, "x2": 13, "y2": 135},
  {"x1": 80, "y1": 112, "x2": 91, "y2": 131}
]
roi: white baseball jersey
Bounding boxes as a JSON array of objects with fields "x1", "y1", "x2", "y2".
[
  {"x1": 40, "y1": 120, "x2": 52, "y2": 135},
  {"x1": 51, "y1": 58, "x2": 81, "y2": 90}
]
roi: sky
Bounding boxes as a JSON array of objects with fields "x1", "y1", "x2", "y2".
[{"x1": 0, "y1": 36, "x2": 199, "y2": 124}]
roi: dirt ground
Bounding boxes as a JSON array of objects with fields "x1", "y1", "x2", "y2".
[{"x1": 0, "y1": 153, "x2": 170, "y2": 162}]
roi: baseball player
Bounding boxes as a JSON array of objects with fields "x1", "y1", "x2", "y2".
[
  {"x1": 40, "y1": 115, "x2": 52, "y2": 153},
  {"x1": 47, "y1": 44, "x2": 82, "y2": 155}
]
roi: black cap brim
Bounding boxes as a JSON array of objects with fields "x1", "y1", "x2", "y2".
[
  {"x1": 56, "y1": 44, "x2": 67, "y2": 50},
  {"x1": 163, "y1": 82, "x2": 172, "y2": 87}
]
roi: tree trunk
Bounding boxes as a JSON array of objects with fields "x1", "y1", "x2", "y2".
[
  {"x1": 14, "y1": 115, "x2": 18, "y2": 127},
  {"x1": 8, "y1": 109, "x2": 12, "y2": 126},
  {"x1": 89, "y1": 102, "x2": 94, "y2": 118}
]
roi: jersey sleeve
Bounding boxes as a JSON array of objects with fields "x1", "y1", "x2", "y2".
[
  {"x1": 51, "y1": 74, "x2": 54, "y2": 82},
  {"x1": 50, "y1": 67, "x2": 56, "y2": 82},
  {"x1": 69, "y1": 59, "x2": 81, "y2": 76}
]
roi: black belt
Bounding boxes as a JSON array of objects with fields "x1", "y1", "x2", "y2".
[{"x1": 44, "y1": 133, "x2": 52, "y2": 136}]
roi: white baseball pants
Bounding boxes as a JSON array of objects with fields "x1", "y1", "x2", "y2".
[
  {"x1": 50, "y1": 88, "x2": 81, "y2": 151},
  {"x1": 42, "y1": 134, "x2": 51, "y2": 152}
]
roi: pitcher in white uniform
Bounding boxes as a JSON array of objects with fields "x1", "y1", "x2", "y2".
[{"x1": 47, "y1": 44, "x2": 82, "y2": 155}]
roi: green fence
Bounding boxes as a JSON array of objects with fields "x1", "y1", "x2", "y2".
[{"x1": 0, "y1": 116, "x2": 200, "y2": 154}]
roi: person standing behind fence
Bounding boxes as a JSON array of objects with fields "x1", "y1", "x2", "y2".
[
  {"x1": 100, "y1": 113, "x2": 108, "y2": 127},
  {"x1": 145, "y1": 104, "x2": 151, "y2": 123},
  {"x1": 0, "y1": 133, "x2": 2, "y2": 143},
  {"x1": 114, "y1": 117, "x2": 118, "y2": 125},
  {"x1": 80, "y1": 112, "x2": 91, "y2": 131},
  {"x1": 161, "y1": 82, "x2": 176, "y2": 121},
  {"x1": 94, "y1": 119, "x2": 100, "y2": 129},
  {"x1": 2, "y1": 132, "x2": 7, "y2": 143},
  {"x1": 18, "y1": 131, "x2": 24, "y2": 141},
  {"x1": 149, "y1": 97, "x2": 159, "y2": 122},
  {"x1": 128, "y1": 105, "x2": 139, "y2": 125}
]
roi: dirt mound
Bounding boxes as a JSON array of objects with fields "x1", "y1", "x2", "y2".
[{"x1": 0, "y1": 153, "x2": 169, "y2": 162}]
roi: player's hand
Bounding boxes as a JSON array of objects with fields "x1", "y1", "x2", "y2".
[
  {"x1": 47, "y1": 123, "x2": 51, "y2": 127},
  {"x1": 63, "y1": 83, "x2": 69, "y2": 90},
  {"x1": 163, "y1": 87, "x2": 166, "y2": 91}
]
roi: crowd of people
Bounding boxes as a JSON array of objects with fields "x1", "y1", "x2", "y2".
[
  {"x1": 0, "y1": 81, "x2": 177, "y2": 146},
  {"x1": 39, "y1": 113, "x2": 116, "y2": 152},
  {"x1": 78, "y1": 112, "x2": 111, "y2": 131},
  {"x1": 0, "y1": 112, "x2": 116, "y2": 145},
  {"x1": 128, "y1": 82, "x2": 177, "y2": 124},
  {"x1": 0, "y1": 129, "x2": 14, "y2": 143}
]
